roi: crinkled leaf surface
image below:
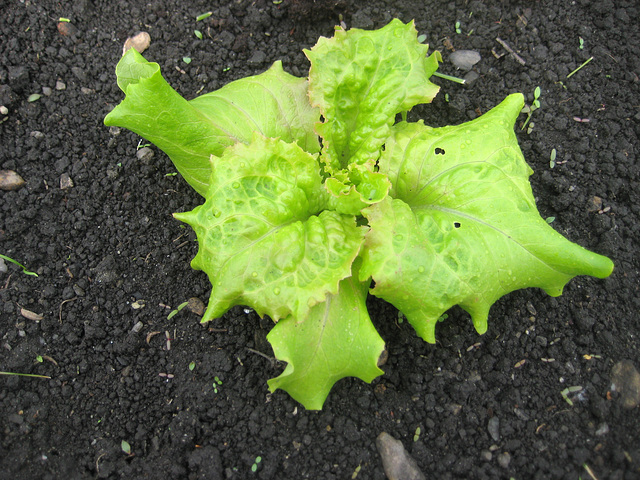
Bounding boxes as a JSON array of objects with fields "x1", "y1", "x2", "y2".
[
  {"x1": 324, "y1": 162, "x2": 391, "y2": 215},
  {"x1": 360, "y1": 94, "x2": 614, "y2": 343},
  {"x1": 104, "y1": 49, "x2": 319, "y2": 196},
  {"x1": 306, "y1": 18, "x2": 440, "y2": 170},
  {"x1": 267, "y1": 262, "x2": 385, "y2": 410},
  {"x1": 174, "y1": 135, "x2": 365, "y2": 323}
]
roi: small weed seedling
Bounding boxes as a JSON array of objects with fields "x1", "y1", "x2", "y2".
[
  {"x1": 105, "y1": 19, "x2": 613, "y2": 409},
  {"x1": 521, "y1": 86, "x2": 541, "y2": 133},
  {"x1": 567, "y1": 56, "x2": 594, "y2": 79},
  {"x1": 195, "y1": 11, "x2": 212, "y2": 22},
  {"x1": 0, "y1": 253, "x2": 38, "y2": 276},
  {"x1": 167, "y1": 301, "x2": 189, "y2": 320},
  {"x1": 213, "y1": 376, "x2": 222, "y2": 393},
  {"x1": 121, "y1": 440, "x2": 132, "y2": 456}
]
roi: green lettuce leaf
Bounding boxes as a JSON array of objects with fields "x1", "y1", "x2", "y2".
[
  {"x1": 324, "y1": 161, "x2": 392, "y2": 215},
  {"x1": 360, "y1": 94, "x2": 614, "y2": 343},
  {"x1": 267, "y1": 261, "x2": 385, "y2": 410},
  {"x1": 174, "y1": 134, "x2": 365, "y2": 323},
  {"x1": 104, "y1": 49, "x2": 319, "y2": 196},
  {"x1": 306, "y1": 18, "x2": 440, "y2": 171}
]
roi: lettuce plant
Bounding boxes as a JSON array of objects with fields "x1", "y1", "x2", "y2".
[{"x1": 104, "y1": 19, "x2": 613, "y2": 409}]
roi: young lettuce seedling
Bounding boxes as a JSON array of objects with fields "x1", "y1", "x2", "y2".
[{"x1": 105, "y1": 19, "x2": 613, "y2": 410}]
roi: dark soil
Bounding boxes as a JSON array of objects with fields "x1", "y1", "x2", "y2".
[{"x1": 1, "y1": 1, "x2": 639, "y2": 479}]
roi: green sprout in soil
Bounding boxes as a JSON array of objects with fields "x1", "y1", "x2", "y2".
[
  {"x1": 550, "y1": 148, "x2": 557, "y2": 168},
  {"x1": 195, "y1": 11, "x2": 212, "y2": 22},
  {"x1": 0, "y1": 254, "x2": 38, "y2": 276},
  {"x1": 561, "y1": 385, "x2": 583, "y2": 406},
  {"x1": 136, "y1": 139, "x2": 151, "y2": 150},
  {"x1": 432, "y1": 71, "x2": 466, "y2": 85},
  {"x1": 251, "y1": 456, "x2": 262, "y2": 473},
  {"x1": 167, "y1": 301, "x2": 189, "y2": 320},
  {"x1": 104, "y1": 19, "x2": 613, "y2": 410},
  {"x1": 121, "y1": 440, "x2": 132, "y2": 456},
  {"x1": 567, "y1": 56, "x2": 594, "y2": 79},
  {"x1": 213, "y1": 376, "x2": 222, "y2": 393},
  {"x1": 0, "y1": 371, "x2": 51, "y2": 379},
  {"x1": 521, "y1": 86, "x2": 541, "y2": 133}
]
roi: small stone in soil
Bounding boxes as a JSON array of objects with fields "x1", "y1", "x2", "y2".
[
  {"x1": 376, "y1": 432, "x2": 426, "y2": 480},
  {"x1": 449, "y1": 50, "x2": 481, "y2": 71},
  {"x1": 60, "y1": 173, "x2": 74, "y2": 189},
  {"x1": 497, "y1": 452, "x2": 511, "y2": 468},
  {"x1": 610, "y1": 360, "x2": 640, "y2": 409},
  {"x1": 136, "y1": 147, "x2": 154, "y2": 162},
  {"x1": 0, "y1": 170, "x2": 25, "y2": 190},
  {"x1": 488, "y1": 416, "x2": 500, "y2": 441},
  {"x1": 123, "y1": 32, "x2": 151, "y2": 55},
  {"x1": 57, "y1": 21, "x2": 78, "y2": 36},
  {"x1": 187, "y1": 297, "x2": 205, "y2": 316}
]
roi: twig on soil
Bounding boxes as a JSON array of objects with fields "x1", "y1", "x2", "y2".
[
  {"x1": 583, "y1": 463, "x2": 600, "y2": 480},
  {"x1": 59, "y1": 297, "x2": 77, "y2": 324},
  {"x1": 247, "y1": 348, "x2": 278, "y2": 368},
  {"x1": 495, "y1": 38, "x2": 526, "y2": 65},
  {"x1": 0, "y1": 371, "x2": 51, "y2": 379}
]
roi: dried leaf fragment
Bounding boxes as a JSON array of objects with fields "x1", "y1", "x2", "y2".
[{"x1": 21, "y1": 308, "x2": 43, "y2": 321}]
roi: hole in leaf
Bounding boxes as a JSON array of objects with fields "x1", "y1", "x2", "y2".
[
  {"x1": 453, "y1": 222, "x2": 461, "y2": 228},
  {"x1": 435, "y1": 147, "x2": 445, "y2": 155}
]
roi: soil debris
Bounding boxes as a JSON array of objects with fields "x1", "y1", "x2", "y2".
[{"x1": 57, "y1": 21, "x2": 78, "y2": 36}]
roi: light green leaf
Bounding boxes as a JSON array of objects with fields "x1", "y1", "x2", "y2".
[
  {"x1": 306, "y1": 18, "x2": 440, "y2": 170},
  {"x1": 104, "y1": 49, "x2": 319, "y2": 196},
  {"x1": 360, "y1": 94, "x2": 614, "y2": 343},
  {"x1": 324, "y1": 162, "x2": 391, "y2": 215},
  {"x1": 267, "y1": 261, "x2": 385, "y2": 410},
  {"x1": 174, "y1": 135, "x2": 365, "y2": 323}
]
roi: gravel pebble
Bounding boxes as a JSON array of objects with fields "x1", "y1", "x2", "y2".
[
  {"x1": 488, "y1": 416, "x2": 500, "y2": 441},
  {"x1": 611, "y1": 360, "x2": 640, "y2": 409},
  {"x1": 0, "y1": 170, "x2": 25, "y2": 191},
  {"x1": 123, "y1": 31, "x2": 151, "y2": 55},
  {"x1": 376, "y1": 432, "x2": 425, "y2": 480},
  {"x1": 450, "y1": 50, "x2": 481, "y2": 71},
  {"x1": 497, "y1": 452, "x2": 511, "y2": 469}
]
